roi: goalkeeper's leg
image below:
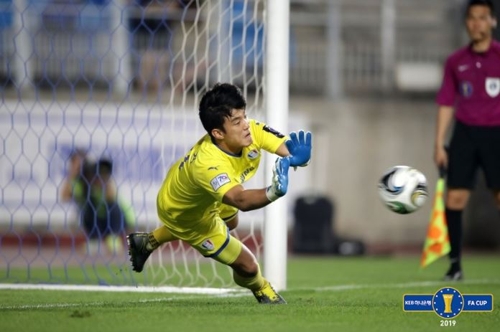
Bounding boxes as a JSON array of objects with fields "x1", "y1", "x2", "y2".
[
  {"x1": 127, "y1": 226, "x2": 176, "y2": 272},
  {"x1": 214, "y1": 237, "x2": 286, "y2": 304}
]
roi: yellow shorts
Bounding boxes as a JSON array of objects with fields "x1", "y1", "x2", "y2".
[
  {"x1": 159, "y1": 214, "x2": 242, "y2": 265},
  {"x1": 219, "y1": 204, "x2": 238, "y2": 222}
]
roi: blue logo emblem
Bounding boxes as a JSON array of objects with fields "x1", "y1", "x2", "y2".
[
  {"x1": 432, "y1": 287, "x2": 464, "y2": 319},
  {"x1": 403, "y1": 286, "x2": 493, "y2": 320},
  {"x1": 460, "y1": 81, "x2": 473, "y2": 97},
  {"x1": 247, "y1": 149, "x2": 259, "y2": 159}
]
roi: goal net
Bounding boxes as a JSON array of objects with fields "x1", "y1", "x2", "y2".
[{"x1": 0, "y1": 0, "x2": 276, "y2": 291}]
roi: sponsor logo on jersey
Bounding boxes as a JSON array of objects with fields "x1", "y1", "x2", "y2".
[
  {"x1": 178, "y1": 153, "x2": 191, "y2": 170},
  {"x1": 486, "y1": 77, "x2": 500, "y2": 98},
  {"x1": 240, "y1": 166, "x2": 255, "y2": 183},
  {"x1": 460, "y1": 81, "x2": 473, "y2": 97},
  {"x1": 247, "y1": 149, "x2": 259, "y2": 159},
  {"x1": 201, "y1": 239, "x2": 214, "y2": 251},
  {"x1": 458, "y1": 64, "x2": 469, "y2": 72},
  {"x1": 263, "y1": 125, "x2": 285, "y2": 138},
  {"x1": 208, "y1": 166, "x2": 219, "y2": 171},
  {"x1": 210, "y1": 173, "x2": 231, "y2": 191}
]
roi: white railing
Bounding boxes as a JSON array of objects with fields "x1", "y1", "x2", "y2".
[{"x1": 288, "y1": 0, "x2": 463, "y2": 95}]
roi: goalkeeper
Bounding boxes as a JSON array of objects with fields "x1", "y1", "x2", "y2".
[{"x1": 127, "y1": 83, "x2": 312, "y2": 304}]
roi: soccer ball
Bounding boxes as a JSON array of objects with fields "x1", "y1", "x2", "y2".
[{"x1": 378, "y1": 165, "x2": 428, "y2": 214}]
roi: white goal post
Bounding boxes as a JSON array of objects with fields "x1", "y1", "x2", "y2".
[{"x1": 264, "y1": 0, "x2": 290, "y2": 291}]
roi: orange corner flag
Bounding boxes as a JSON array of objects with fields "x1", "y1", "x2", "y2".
[{"x1": 420, "y1": 175, "x2": 450, "y2": 268}]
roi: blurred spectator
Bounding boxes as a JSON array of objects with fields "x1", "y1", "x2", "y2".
[
  {"x1": 129, "y1": 0, "x2": 203, "y2": 94},
  {"x1": 61, "y1": 148, "x2": 88, "y2": 207},
  {"x1": 61, "y1": 150, "x2": 136, "y2": 255},
  {"x1": 129, "y1": 0, "x2": 181, "y2": 93}
]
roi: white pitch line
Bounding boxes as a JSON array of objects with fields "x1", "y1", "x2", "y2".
[
  {"x1": 1, "y1": 279, "x2": 499, "y2": 311},
  {"x1": 0, "y1": 293, "x2": 249, "y2": 311},
  {"x1": 310, "y1": 278, "x2": 500, "y2": 292},
  {"x1": 0, "y1": 283, "x2": 243, "y2": 295}
]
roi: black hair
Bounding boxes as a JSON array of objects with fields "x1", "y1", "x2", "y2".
[
  {"x1": 198, "y1": 83, "x2": 247, "y2": 136},
  {"x1": 466, "y1": 0, "x2": 495, "y2": 16},
  {"x1": 97, "y1": 158, "x2": 113, "y2": 175},
  {"x1": 82, "y1": 158, "x2": 113, "y2": 183}
]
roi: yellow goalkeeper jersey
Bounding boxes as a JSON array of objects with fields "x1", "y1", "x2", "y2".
[{"x1": 156, "y1": 119, "x2": 286, "y2": 233}]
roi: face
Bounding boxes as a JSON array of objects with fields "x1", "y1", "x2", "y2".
[
  {"x1": 214, "y1": 109, "x2": 252, "y2": 154},
  {"x1": 465, "y1": 5, "x2": 496, "y2": 43},
  {"x1": 70, "y1": 153, "x2": 85, "y2": 175}
]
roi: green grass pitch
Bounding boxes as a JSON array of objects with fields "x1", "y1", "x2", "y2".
[{"x1": 1, "y1": 255, "x2": 499, "y2": 332}]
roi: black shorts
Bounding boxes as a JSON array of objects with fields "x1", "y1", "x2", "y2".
[{"x1": 447, "y1": 120, "x2": 500, "y2": 190}]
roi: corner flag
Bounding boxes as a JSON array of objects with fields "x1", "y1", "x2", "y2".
[{"x1": 420, "y1": 167, "x2": 450, "y2": 268}]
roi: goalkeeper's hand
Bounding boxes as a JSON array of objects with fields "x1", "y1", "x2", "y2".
[
  {"x1": 286, "y1": 130, "x2": 312, "y2": 167},
  {"x1": 266, "y1": 157, "x2": 290, "y2": 202}
]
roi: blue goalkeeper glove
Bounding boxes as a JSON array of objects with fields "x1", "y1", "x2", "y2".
[
  {"x1": 286, "y1": 130, "x2": 312, "y2": 167},
  {"x1": 266, "y1": 157, "x2": 290, "y2": 202}
]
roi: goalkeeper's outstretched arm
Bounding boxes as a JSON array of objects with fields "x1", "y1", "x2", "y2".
[
  {"x1": 275, "y1": 130, "x2": 313, "y2": 167},
  {"x1": 222, "y1": 158, "x2": 290, "y2": 211}
]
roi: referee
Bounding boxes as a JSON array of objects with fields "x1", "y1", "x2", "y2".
[{"x1": 434, "y1": 0, "x2": 500, "y2": 281}]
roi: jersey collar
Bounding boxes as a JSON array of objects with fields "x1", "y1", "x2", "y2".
[{"x1": 210, "y1": 136, "x2": 243, "y2": 157}]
